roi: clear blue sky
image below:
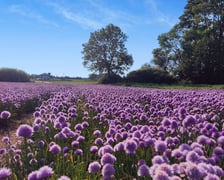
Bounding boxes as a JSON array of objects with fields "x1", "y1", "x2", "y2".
[{"x1": 0, "y1": 0, "x2": 187, "y2": 77}]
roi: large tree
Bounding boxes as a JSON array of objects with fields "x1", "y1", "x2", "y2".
[
  {"x1": 152, "y1": 0, "x2": 224, "y2": 84},
  {"x1": 82, "y1": 24, "x2": 133, "y2": 78}
]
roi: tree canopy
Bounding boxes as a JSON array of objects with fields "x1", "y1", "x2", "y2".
[
  {"x1": 82, "y1": 24, "x2": 133, "y2": 79},
  {"x1": 152, "y1": 0, "x2": 224, "y2": 84},
  {"x1": 0, "y1": 68, "x2": 30, "y2": 82}
]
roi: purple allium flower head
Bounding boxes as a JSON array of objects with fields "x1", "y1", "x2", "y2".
[
  {"x1": 137, "y1": 159, "x2": 146, "y2": 166},
  {"x1": 124, "y1": 139, "x2": 138, "y2": 155},
  {"x1": 90, "y1": 146, "x2": 98, "y2": 153},
  {"x1": 71, "y1": 140, "x2": 79, "y2": 148},
  {"x1": 61, "y1": 127, "x2": 71, "y2": 134},
  {"x1": 37, "y1": 140, "x2": 45, "y2": 148},
  {"x1": 137, "y1": 164, "x2": 150, "y2": 177},
  {"x1": 49, "y1": 144, "x2": 61, "y2": 154},
  {"x1": 0, "y1": 111, "x2": 11, "y2": 119},
  {"x1": 114, "y1": 133, "x2": 122, "y2": 141},
  {"x1": 100, "y1": 153, "x2": 116, "y2": 165},
  {"x1": 95, "y1": 138, "x2": 104, "y2": 146},
  {"x1": 213, "y1": 165, "x2": 224, "y2": 177},
  {"x1": 16, "y1": 124, "x2": 33, "y2": 138},
  {"x1": 204, "y1": 174, "x2": 220, "y2": 180},
  {"x1": 58, "y1": 175, "x2": 71, "y2": 180},
  {"x1": 162, "y1": 118, "x2": 171, "y2": 127},
  {"x1": 34, "y1": 118, "x2": 42, "y2": 124},
  {"x1": 75, "y1": 148, "x2": 83, "y2": 156},
  {"x1": 114, "y1": 142, "x2": 124, "y2": 152},
  {"x1": 77, "y1": 135, "x2": 85, "y2": 143},
  {"x1": 82, "y1": 121, "x2": 89, "y2": 128},
  {"x1": 33, "y1": 125, "x2": 40, "y2": 132},
  {"x1": 2, "y1": 136, "x2": 10, "y2": 144},
  {"x1": 154, "y1": 140, "x2": 167, "y2": 153},
  {"x1": 179, "y1": 143, "x2": 191, "y2": 152},
  {"x1": 217, "y1": 136, "x2": 224, "y2": 147},
  {"x1": 49, "y1": 141, "x2": 56, "y2": 147},
  {"x1": 0, "y1": 167, "x2": 11, "y2": 179},
  {"x1": 27, "y1": 152, "x2": 34, "y2": 159},
  {"x1": 171, "y1": 176, "x2": 182, "y2": 180},
  {"x1": 153, "y1": 170, "x2": 170, "y2": 180},
  {"x1": 28, "y1": 170, "x2": 38, "y2": 180},
  {"x1": 193, "y1": 147, "x2": 204, "y2": 156},
  {"x1": 152, "y1": 155, "x2": 166, "y2": 165},
  {"x1": 133, "y1": 130, "x2": 141, "y2": 138},
  {"x1": 106, "y1": 137, "x2": 115, "y2": 145},
  {"x1": 36, "y1": 165, "x2": 54, "y2": 179},
  {"x1": 171, "y1": 120, "x2": 178, "y2": 129},
  {"x1": 178, "y1": 107, "x2": 187, "y2": 115},
  {"x1": 0, "y1": 148, "x2": 6, "y2": 155},
  {"x1": 144, "y1": 137, "x2": 155, "y2": 147},
  {"x1": 206, "y1": 157, "x2": 216, "y2": 165},
  {"x1": 182, "y1": 115, "x2": 196, "y2": 127},
  {"x1": 33, "y1": 111, "x2": 40, "y2": 118},
  {"x1": 63, "y1": 146, "x2": 69, "y2": 154},
  {"x1": 93, "y1": 130, "x2": 101, "y2": 137},
  {"x1": 186, "y1": 151, "x2": 201, "y2": 163},
  {"x1": 29, "y1": 159, "x2": 37, "y2": 166},
  {"x1": 213, "y1": 146, "x2": 224, "y2": 158},
  {"x1": 74, "y1": 123, "x2": 83, "y2": 131},
  {"x1": 54, "y1": 122, "x2": 62, "y2": 129},
  {"x1": 88, "y1": 161, "x2": 101, "y2": 173},
  {"x1": 186, "y1": 163, "x2": 204, "y2": 180},
  {"x1": 58, "y1": 115, "x2": 66, "y2": 123},
  {"x1": 191, "y1": 142, "x2": 203, "y2": 149},
  {"x1": 197, "y1": 135, "x2": 209, "y2": 144},
  {"x1": 54, "y1": 132, "x2": 67, "y2": 140},
  {"x1": 102, "y1": 163, "x2": 115, "y2": 177},
  {"x1": 98, "y1": 145, "x2": 114, "y2": 157},
  {"x1": 45, "y1": 127, "x2": 50, "y2": 134},
  {"x1": 156, "y1": 164, "x2": 172, "y2": 176}
]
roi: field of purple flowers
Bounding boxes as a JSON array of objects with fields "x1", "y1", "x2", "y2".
[
  {"x1": 0, "y1": 82, "x2": 72, "y2": 120},
  {"x1": 0, "y1": 83, "x2": 224, "y2": 179}
]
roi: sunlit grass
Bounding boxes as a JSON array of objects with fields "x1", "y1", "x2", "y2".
[
  {"x1": 49, "y1": 79, "x2": 97, "y2": 85},
  {"x1": 119, "y1": 83, "x2": 224, "y2": 89}
]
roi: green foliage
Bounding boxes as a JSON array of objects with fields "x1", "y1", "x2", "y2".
[
  {"x1": 88, "y1": 73, "x2": 103, "y2": 81},
  {"x1": 152, "y1": 0, "x2": 224, "y2": 84},
  {"x1": 0, "y1": 68, "x2": 30, "y2": 82},
  {"x1": 126, "y1": 67, "x2": 176, "y2": 84},
  {"x1": 98, "y1": 74, "x2": 123, "y2": 84},
  {"x1": 82, "y1": 24, "x2": 133, "y2": 78}
]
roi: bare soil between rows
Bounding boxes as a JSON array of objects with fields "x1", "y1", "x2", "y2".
[{"x1": 0, "y1": 114, "x2": 33, "y2": 148}]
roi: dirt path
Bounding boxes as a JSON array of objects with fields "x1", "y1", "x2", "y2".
[{"x1": 0, "y1": 114, "x2": 33, "y2": 148}]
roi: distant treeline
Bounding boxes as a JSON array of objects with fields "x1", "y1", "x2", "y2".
[
  {"x1": 0, "y1": 68, "x2": 84, "y2": 82},
  {"x1": 30, "y1": 73, "x2": 82, "y2": 81}
]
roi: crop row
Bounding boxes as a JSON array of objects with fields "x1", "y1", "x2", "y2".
[{"x1": 0, "y1": 82, "x2": 73, "y2": 120}]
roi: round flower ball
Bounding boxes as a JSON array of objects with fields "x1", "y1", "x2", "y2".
[
  {"x1": 16, "y1": 124, "x2": 33, "y2": 138},
  {"x1": 36, "y1": 165, "x2": 54, "y2": 179},
  {"x1": 102, "y1": 163, "x2": 115, "y2": 178},
  {"x1": 137, "y1": 164, "x2": 150, "y2": 177},
  {"x1": 154, "y1": 140, "x2": 167, "y2": 153},
  {"x1": 88, "y1": 161, "x2": 101, "y2": 173},
  {"x1": 0, "y1": 167, "x2": 12, "y2": 179},
  {"x1": 0, "y1": 111, "x2": 11, "y2": 119}
]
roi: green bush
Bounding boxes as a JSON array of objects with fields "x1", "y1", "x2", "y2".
[
  {"x1": 98, "y1": 74, "x2": 123, "y2": 84},
  {"x1": 126, "y1": 68, "x2": 176, "y2": 84},
  {"x1": 0, "y1": 68, "x2": 30, "y2": 82}
]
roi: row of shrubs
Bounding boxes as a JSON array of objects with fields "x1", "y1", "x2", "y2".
[
  {"x1": 0, "y1": 68, "x2": 30, "y2": 82},
  {"x1": 98, "y1": 68, "x2": 176, "y2": 84}
]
